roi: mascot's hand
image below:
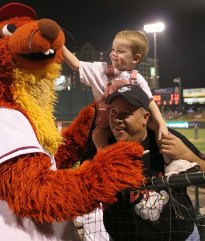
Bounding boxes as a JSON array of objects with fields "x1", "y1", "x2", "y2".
[
  {"x1": 76, "y1": 141, "x2": 144, "y2": 206},
  {"x1": 55, "y1": 103, "x2": 95, "y2": 168}
]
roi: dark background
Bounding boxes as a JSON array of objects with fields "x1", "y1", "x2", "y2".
[{"x1": 1, "y1": 0, "x2": 205, "y2": 89}]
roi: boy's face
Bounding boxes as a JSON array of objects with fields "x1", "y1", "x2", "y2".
[{"x1": 110, "y1": 37, "x2": 139, "y2": 71}]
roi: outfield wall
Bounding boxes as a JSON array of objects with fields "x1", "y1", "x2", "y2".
[{"x1": 166, "y1": 120, "x2": 205, "y2": 129}]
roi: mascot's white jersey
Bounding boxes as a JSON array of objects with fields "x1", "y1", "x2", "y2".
[
  {"x1": 0, "y1": 108, "x2": 51, "y2": 163},
  {"x1": 0, "y1": 108, "x2": 79, "y2": 241}
]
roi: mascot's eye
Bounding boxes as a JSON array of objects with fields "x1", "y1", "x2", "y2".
[{"x1": 1, "y1": 24, "x2": 17, "y2": 36}]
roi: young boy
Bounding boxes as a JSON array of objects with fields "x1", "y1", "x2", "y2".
[
  {"x1": 62, "y1": 30, "x2": 198, "y2": 174},
  {"x1": 63, "y1": 30, "x2": 167, "y2": 145}
]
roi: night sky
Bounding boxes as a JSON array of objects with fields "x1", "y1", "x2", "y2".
[{"x1": 1, "y1": 0, "x2": 205, "y2": 89}]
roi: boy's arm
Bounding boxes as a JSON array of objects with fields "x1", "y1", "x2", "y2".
[
  {"x1": 148, "y1": 99, "x2": 168, "y2": 140},
  {"x1": 62, "y1": 45, "x2": 80, "y2": 71}
]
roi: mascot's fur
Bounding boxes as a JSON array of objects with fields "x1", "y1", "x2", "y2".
[{"x1": 0, "y1": 2, "x2": 144, "y2": 240}]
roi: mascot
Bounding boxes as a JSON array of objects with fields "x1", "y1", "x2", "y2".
[{"x1": 0, "y1": 2, "x2": 144, "y2": 241}]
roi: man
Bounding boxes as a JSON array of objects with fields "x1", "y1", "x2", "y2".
[{"x1": 102, "y1": 85, "x2": 205, "y2": 241}]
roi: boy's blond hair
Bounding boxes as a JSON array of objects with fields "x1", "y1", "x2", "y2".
[{"x1": 115, "y1": 30, "x2": 148, "y2": 62}]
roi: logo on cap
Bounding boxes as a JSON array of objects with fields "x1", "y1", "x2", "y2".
[{"x1": 118, "y1": 86, "x2": 131, "y2": 93}]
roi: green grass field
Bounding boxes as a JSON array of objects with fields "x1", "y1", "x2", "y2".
[{"x1": 174, "y1": 128, "x2": 205, "y2": 154}]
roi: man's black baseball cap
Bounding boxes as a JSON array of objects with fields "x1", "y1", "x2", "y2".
[{"x1": 105, "y1": 85, "x2": 150, "y2": 110}]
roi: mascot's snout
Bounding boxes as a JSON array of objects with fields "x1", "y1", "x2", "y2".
[{"x1": 38, "y1": 18, "x2": 60, "y2": 41}]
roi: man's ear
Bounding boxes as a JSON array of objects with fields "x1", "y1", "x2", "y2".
[
  {"x1": 144, "y1": 111, "x2": 150, "y2": 124},
  {"x1": 132, "y1": 54, "x2": 142, "y2": 65}
]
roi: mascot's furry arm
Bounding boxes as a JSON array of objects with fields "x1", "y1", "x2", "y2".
[
  {"x1": 55, "y1": 103, "x2": 96, "y2": 168},
  {"x1": 0, "y1": 141, "x2": 144, "y2": 222},
  {"x1": 0, "y1": 2, "x2": 144, "y2": 224}
]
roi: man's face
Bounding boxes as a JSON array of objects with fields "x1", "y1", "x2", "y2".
[{"x1": 109, "y1": 96, "x2": 150, "y2": 142}]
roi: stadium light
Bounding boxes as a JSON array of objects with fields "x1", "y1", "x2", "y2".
[
  {"x1": 144, "y1": 22, "x2": 165, "y2": 87},
  {"x1": 144, "y1": 22, "x2": 165, "y2": 33},
  {"x1": 54, "y1": 75, "x2": 71, "y2": 91}
]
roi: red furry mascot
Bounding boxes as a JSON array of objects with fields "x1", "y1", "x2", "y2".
[{"x1": 0, "y1": 2, "x2": 144, "y2": 241}]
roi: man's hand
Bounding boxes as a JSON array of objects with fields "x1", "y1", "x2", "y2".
[
  {"x1": 160, "y1": 133, "x2": 205, "y2": 172},
  {"x1": 159, "y1": 132, "x2": 192, "y2": 160}
]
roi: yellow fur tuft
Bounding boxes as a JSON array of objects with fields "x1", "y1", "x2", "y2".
[{"x1": 11, "y1": 63, "x2": 63, "y2": 155}]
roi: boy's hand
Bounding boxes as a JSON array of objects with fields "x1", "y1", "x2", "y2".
[{"x1": 158, "y1": 124, "x2": 169, "y2": 140}]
